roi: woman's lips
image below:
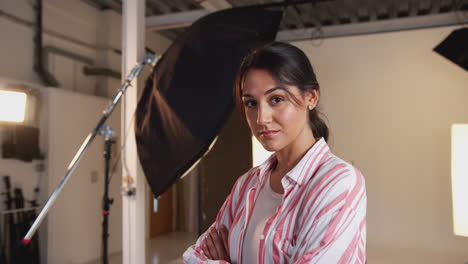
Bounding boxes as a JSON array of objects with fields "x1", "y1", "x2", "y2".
[{"x1": 259, "y1": 130, "x2": 279, "y2": 138}]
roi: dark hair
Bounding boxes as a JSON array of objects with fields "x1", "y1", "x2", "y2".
[{"x1": 234, "y1": 41, "x2": 329, "y2": 142}]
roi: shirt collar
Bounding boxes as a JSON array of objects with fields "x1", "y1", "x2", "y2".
[{"x1": 255, "y1": 137, "x2": 331, "y2": 187}]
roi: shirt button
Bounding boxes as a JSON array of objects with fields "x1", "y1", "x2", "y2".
[{"x1": 260, "y1": 235, "x2": 265, "y2": 240}]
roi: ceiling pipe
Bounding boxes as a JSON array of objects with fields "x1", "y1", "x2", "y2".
[
  {"x1": 83, "y1": 67, "x2": 120, "y2": 79},
  {"x1": 33, "y1": 0, "x2": 59, "y2": 87}
]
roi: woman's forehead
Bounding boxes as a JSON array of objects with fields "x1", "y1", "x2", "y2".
[
  {"x1": 242, "y1": 69, "x2": 300, "y2": 97},
  {"x1": 242, "y1": 69, "x2": 280, "y2": 93}
]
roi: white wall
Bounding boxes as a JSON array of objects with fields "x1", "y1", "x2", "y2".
[{"x1": 293, "y1": 26, "x2": 468, "y2": 263}]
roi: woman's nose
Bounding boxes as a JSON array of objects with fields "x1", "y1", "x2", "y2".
[{"x1": 257, "y1": 105, "x2": 272, "y2": 125}]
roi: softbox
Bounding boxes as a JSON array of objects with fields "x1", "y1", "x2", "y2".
[
  {"x1": 434, "y1": 27, "x2": 468, "y2": 71},
  {"x1": 135, "y1": 7, "x2": 282, "y2": 198}
]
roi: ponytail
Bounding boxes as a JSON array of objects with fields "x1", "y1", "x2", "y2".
[{"x1": 309, "y1": 108, "x2": 329, "y2": 142}]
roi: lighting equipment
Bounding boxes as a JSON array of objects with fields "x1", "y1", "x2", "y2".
[
  {"x1": 135, "y1": 7, "x2": 282, "y2": 198},
  {"x1": 451, "y1": 124, "x2": 468, "y2": 237},
  {"x1": 98, "y1": 125, "x2": 115, "y2": 264},
  {"x1": 22, "y1": 54, "x2": 158, "y2": 243},
  {"x1": 434, "y1": 28, "x2": 468, "y2": 71},
  {"x1": 0, "y1": 90, "x2": 27, "y2": 123},
  {"x1": 0, "y1": 87, "x2": 42, "y2": 161}
]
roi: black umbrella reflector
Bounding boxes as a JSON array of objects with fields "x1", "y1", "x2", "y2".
[
  {"x1": 135, "y1": 7, "x2": 282, "y2": 198},
  {"x1": 434, "y1": 28, "x2": 468, "y2": 71}
]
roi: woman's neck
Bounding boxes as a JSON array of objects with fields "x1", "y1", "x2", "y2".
[{"x1": 274, "y1": 128, "x2": 317, "y2": 177}]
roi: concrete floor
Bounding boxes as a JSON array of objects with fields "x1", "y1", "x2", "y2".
[
  {"x1": 147, "y1": 232, "x2": 198, "y2": 264},
  {"x1": 91, "y1": 232, "x2": 198, "y2": 264}
]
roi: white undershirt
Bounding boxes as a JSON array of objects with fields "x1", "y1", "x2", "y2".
[{"x1": 242, "y1": 173, "x2": 283, "y2": 264}]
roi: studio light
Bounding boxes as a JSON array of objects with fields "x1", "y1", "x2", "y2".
[
  {"x1": 252, "y1": 136, "x2": 273, "y2": 167},
  {"x1": 451, "y1": 124, "x2": 468, "y2": 237},
  {"x1": 434, "y1": 28, "x2": 468, "y2": 71},
  {"x1": 0, "y1": 90, "x2": 27, "y2": 123}
]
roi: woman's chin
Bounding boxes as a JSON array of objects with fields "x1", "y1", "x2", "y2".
[{"x1": 260, "y1": 141, "x2": 282, "y2": 152}]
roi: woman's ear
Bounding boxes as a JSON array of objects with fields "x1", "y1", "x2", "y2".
[{"x1": 304, "y1": 90, "x2": 319, "y2": 108}]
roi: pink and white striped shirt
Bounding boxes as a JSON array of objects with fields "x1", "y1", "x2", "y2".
[{"x1": 183, "y1": 137, "x2": 367, "y2": 264}]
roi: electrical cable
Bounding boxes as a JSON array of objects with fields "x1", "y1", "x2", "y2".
[{"x1": 107, "y1": 109, "x2": 137, "y2": 184}]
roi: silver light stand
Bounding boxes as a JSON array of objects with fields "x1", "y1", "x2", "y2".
[{"x1": 22, "y1": 54, "x2": 158, "y2": 243}]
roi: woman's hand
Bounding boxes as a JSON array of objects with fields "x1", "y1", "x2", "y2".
[{"x1": 202, "y1": 225, "x2": 230, "y2": 262}]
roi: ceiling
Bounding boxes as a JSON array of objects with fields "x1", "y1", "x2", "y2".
[{"x1": 82, "y1": 0, "x2": 468, "y2": 40}]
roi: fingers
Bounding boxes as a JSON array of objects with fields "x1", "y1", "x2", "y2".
[
  {"x1": 220, "y1": 225, "x2": 229, "y2": 253},
  {"x1": 210, "y1": 228, "x2": 227, "y2": 260},
  {"x1": 202, "y1": 240, "x2": 213, "y2": 259},
  {"x1": 204, "y1": 228, "x2": 219, "y2": 260},
  {"x1": 202, "y1": 226, "x2": 230, "y2": 261}
]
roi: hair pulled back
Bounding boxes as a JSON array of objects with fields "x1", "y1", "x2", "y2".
[{"x1": 234, "y1": 42, "x2": 329, "y2": 142}]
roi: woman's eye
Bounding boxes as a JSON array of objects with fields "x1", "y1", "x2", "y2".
[
  {"x1": 271, "y1": 96, "x2": 283, "y2": 104},
  {"x1": 244, "y1": 100, "x2": 256, "y2": 108}
]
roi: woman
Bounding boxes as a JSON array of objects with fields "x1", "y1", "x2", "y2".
[{"x1": 183, "y1": 42, "x2": 367, "y2": 264}]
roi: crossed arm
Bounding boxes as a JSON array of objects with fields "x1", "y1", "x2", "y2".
[{"x1": 183, "y1": 169, "x2": 367, "y2": 264}]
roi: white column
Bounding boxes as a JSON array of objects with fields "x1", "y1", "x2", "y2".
[{"x1": 122, "y1": 1, "x2": 147, "y2": 264}]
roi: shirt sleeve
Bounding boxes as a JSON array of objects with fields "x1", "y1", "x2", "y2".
[
  {"x1": 293, "y1": 168, "x2": 367, "y2": 264},
  {"x1": 182, "y1": 221, "x2": 231, "y2": 264},
  {"x1": 182, "y1": 172, "x2": 249, "y2": 264}
]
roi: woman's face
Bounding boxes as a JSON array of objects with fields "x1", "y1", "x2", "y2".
[{"x1": 241, "y1": 69, "x2": 315, "y2": 152}]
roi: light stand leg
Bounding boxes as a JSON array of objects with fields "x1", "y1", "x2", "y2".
[{"x1": 99, "y1": 125, "x2": 114, "y2": 264}]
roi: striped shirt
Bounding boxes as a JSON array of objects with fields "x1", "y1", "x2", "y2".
[{"x1": 183, "y1": 137, "x2": 367, "y2": 264}]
